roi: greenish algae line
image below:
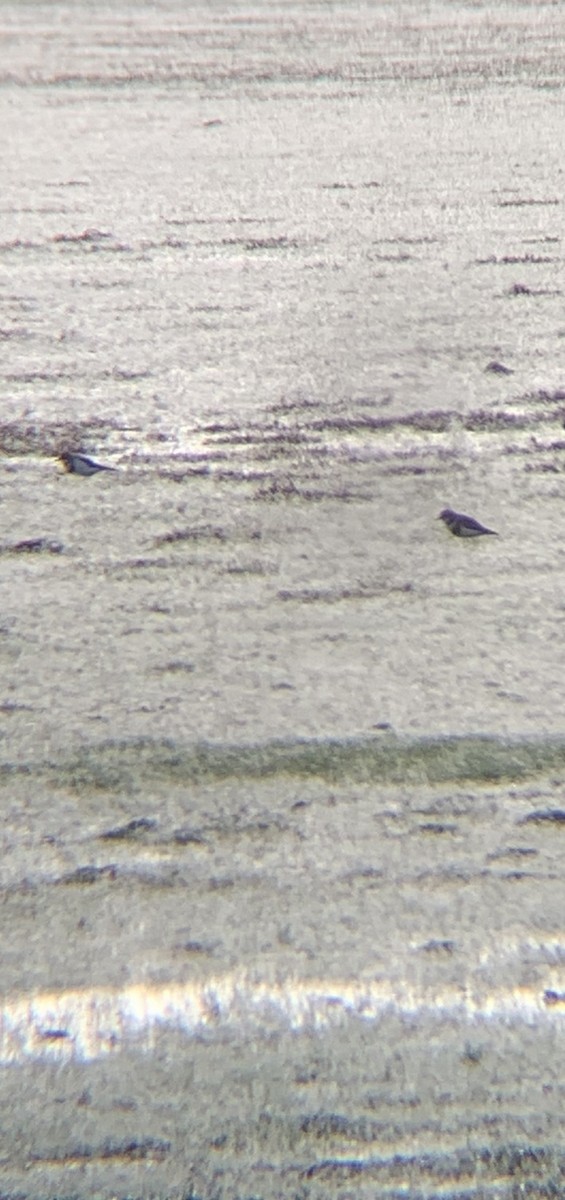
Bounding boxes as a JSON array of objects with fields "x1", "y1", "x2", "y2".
[{"x1": 3, "y1": 735, "x2": 565, "y2": 792}]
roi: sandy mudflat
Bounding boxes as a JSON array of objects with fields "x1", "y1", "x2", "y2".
[
  {"x1": 0, "y1": 761, "x2": 563, "y2": 1200},
  {"x1": 1, "y1": 0, "x2": 565, "y2": 1195}
]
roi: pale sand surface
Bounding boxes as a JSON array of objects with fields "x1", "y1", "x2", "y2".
[
  {"x1": 1, "y1": 0, "x2": 565, "y2": 1195},
  {"x1": 2, "y1": 552, "x2": 564, "y2": 1200}
]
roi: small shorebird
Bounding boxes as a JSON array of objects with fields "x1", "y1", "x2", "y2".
[
  {"x1": 439, "y1": 508, "x2": 498, "y2": 537},
  {"x1": 59, "y1": 452, "x2": 116, "y2": 476}
]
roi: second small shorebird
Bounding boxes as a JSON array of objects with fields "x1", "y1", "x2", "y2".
[
  {"x1": 439, "y1": 508, "x2": 498, "y2": 537},
  {"x1": 59, "y1": 452, "x2": 116, "y2": 476}
]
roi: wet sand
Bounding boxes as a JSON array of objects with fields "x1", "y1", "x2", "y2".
[{"x1": 1, "y1": 0, "x2": 565, "y2": 1195}]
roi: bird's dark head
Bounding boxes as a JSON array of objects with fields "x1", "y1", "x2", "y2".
[{"x1": 439, "y1": 508, "x2": 455, "y2": 521}]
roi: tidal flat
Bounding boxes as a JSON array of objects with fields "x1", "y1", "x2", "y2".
[{"x1": 1, "y1": 0, "x2": 565, "y2": 1195}]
